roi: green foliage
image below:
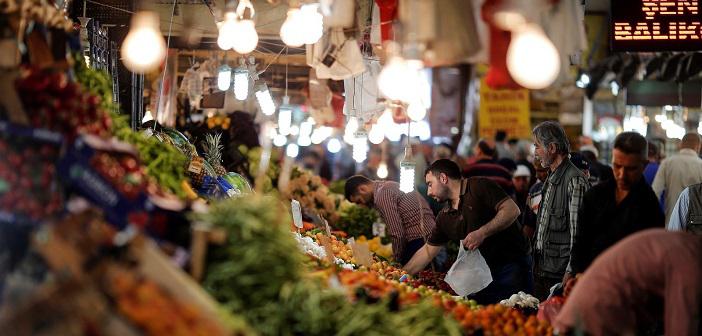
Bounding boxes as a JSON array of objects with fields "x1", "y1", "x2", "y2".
[
  {"x1": 336, "y1": 202, "x2": 380, "y2": 239},
  {"x1": 328, "y1": 179, "x2": 345, "y2": 195}
]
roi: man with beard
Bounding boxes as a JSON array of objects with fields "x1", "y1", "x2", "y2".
[
  {"x1": 532, "y1": 121, "x2": 590, "y2": 300},
  {"x1": 403, "y1": 159, "x2": 532, "y2": 303},
  {"x1": 344, "y1": 175, "x2": 436, "y2": 263}
]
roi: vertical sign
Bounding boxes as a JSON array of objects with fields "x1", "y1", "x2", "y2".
[{"x1": 478, "y1": 79, "x2": 531, "y2": 139}]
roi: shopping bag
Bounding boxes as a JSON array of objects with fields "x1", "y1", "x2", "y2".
[{"x1": 444, "y1": 245, "x2": 492, "y2": 296}]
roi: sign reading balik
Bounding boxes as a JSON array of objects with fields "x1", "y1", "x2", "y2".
[{"x1": 612, "y1": 0, "x2": 702, "y2": 51}]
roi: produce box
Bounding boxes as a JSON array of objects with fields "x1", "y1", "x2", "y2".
[{"x1": 57, "y1": 134, "x2": 151, "y2": 231}]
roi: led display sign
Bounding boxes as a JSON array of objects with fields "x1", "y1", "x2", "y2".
[{"x1": 612, "y1": 0, "x2": 702, "y2": 51}]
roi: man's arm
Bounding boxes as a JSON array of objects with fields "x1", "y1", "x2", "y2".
[
  {"x1": 375, "y1": 188, "x2": 406, "y2": 261},
  {"x1": 566, "y1": 176, "x2": 589, "y2": 275},
  {"x1": 463, "y1": 197, "x2": 520, "y2": 250},
  {"x1": 651, "y1": 161, "x2": 666, "y2": 200},
  {"x1": 403, "y1": 243, "x2": 442, "y2": 275},
  {"x1": 668, "y1": 188, "x2": 690, "y2": 231}
]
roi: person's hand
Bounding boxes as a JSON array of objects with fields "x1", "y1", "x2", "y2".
[{"x1": 463, "y1": 229, "x2": 485, "y2": 250}]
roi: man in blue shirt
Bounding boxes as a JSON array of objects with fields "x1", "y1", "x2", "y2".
[{"x1": 667, "y1": 183, "x2": 702, "y2": 234}]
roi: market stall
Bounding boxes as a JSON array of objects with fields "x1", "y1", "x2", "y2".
[{"x1": 0, "y1": 0, "x2": 609, "y2": 335}]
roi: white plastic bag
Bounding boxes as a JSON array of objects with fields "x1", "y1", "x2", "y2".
[{"x1": 444, "y1": 245, "x2": 493, "y2": 296}]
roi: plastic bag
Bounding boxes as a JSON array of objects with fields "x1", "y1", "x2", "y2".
[{"x1": 444, "y1": 245, "x2": 492, "y2": 296}]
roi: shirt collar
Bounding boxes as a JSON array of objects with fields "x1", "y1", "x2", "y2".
[{"x1": 680, "y1": 148, "x2": 699, "y2": 156}]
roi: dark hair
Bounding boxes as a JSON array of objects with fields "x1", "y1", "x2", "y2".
[
  {"x1": 344, "y1": 175, "x2": 372, "y2": 200},
  {"x1": 613, "y1": 132, "x2": 647, "y2": 160},
  {"x1": 507, "y1": 138, "x2": 519, "y2": 145},
  {"x1": 647, "y1": 141, "x2": 659, "y2": 158},
  {"x1": 498, "y1": 158, "x2": 517, "y2": 172},
  {"x1": 569, "y1": 152, "x2": 590, "y2": 171},
  {"x1": 425, "y1": 159, "x2": 462, "y2": 180},
  {"x1": 477, "y1": 139, "x2": 496, "y2": 157},
  {"x1": 533, "y1": 121, "x2": 570, "y2": 155},
  {"x1": 495, "y1": 130, "x2": 508, "y2": 142}
]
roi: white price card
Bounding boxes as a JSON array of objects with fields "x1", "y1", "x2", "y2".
[{"x1": 291, "y1": 200, "x2": 303, "y2": 229}]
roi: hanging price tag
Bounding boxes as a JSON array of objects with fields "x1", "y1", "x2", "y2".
[
  {"x1": 318, "y1": 234, "x2": 336, "y2": 264},
  {"x1": 372, "y1": 222, "x2": 386, "y2": 238},
  {"x1": 351, "y1": 241, "x2": 373, "y2": 267},
  {"x1": 188, "y1": 157, "x2": 204, "y2": 174},
  {"x1": 323, "y1": 217, "x2": 332, "y2": 237},
  {"x1": 291, "y1": 200, "x2": 303, "y2": 229}
]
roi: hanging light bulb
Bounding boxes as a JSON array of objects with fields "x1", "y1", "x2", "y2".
[
  {"x1": 232, "y1": 19, "x2": 258, "y2": 54},
  {"x1": 414, "y1": 120, "x2": 431, "y2": 141},
  {"x1": 407, "y1": 102, "x2": 427, "y2": 121},
  {"x1": 352, "y1": 130, "x2": 368, "y2": 163},
  {"x1": 255, "y1": 82, "x2": 275, "y2": 115},
  {"x1": 300, "y1": 4, "x2": 324, "y2": 45},
  {"x1": 278, "y1": 106, "x2": 293, "y2": 135},
  {"x1": 399, "y1": 160, "x2": 416, "y2": 193},
  {"x1": 506, "y1": 24, "x2": 560, "y2": 89},
  {"x1": 344, "y1": 117, "x2": 359, "y2": 144},
  {"x1": 378, "y1": 108, "x2": 395, "y2": 129},
  {"x1": 298, "y1": 136, "x2": 311, "y2": 147},
  {"x1": 311, "y1": 126, "x2": 333, "y2": 144},
  {"x1": 378, "y1": 56, "x2": 412, "y2": 101},
  {"x1": 233, "y1": 59, "x2": 249, "y2": 100},
  {"x1": 280, "y1": 8, "x2": 305, "y2": 47},
  {"x1": 121, "y1": 11, "x2": 166, "y2": 73},
  {"x1": 217, "y1": 64, "x2": 232, "y2": 91},
  {"x1": 610, "y1": 81, "x2": 620, "y2": 96},
  {"x1": 286, "y1": 143, "x2": 299, "y2": 158},
  {"x1": 217, "y1": 11, "x2": 237, "y2": 50},
  {"x1": 377, "y1": 162, "x2": 389, "y2": 179},
  {"x1": 327, "y1": 138, "x2": 342, "y2": 153},
  {"x1": 273, "y1": 134, "x2": 288, "y2": 147},
  {"x1": 368, "y1": 123, "x2": 384, "y2": 144}
]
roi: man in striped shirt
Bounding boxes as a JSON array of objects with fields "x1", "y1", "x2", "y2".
[{"x1": 345, "y1": 175, "x2": 436, "y2": 263}]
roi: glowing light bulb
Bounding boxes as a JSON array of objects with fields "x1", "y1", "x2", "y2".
[
  {"x1": 300, "y1": 4, "x2": 324, "y2": 45},
  {"x1": 414, "y1": 120, "x2": 431, "y2": 141},
  {"x1": 234, "y1": 68, "x2": 249, "y2": 100},
  {"x1": 286, "y1": 143, "x2": 299, "y2": 158},
  {"x1": 368, "y1": 123, "x2": 384, "y2": 144},
  {"x1": 255, "y1": 82, "x2": 275, "y2": 116},
  {"x1": 377, "y1": 162, "x2": 389, "y2": 179},
  {"x1": 280, "y1": 8, "x2": 305, "y2": 47},
  {"x1": 300, "y1": 121, "x2": 313, "y2": 137},
  {"x1": 407, "y1": 102, "x2": 427, "y2": 121},
  {"x1": 352, "y1": 131, "x2": 368, "y2": 163},
  {"x1": 121, "y1": 11, "x2": 166, "y2": 73},
  {"x1": 611, "y1": 81, "x2": 620, "y2": 96},
  {"x1": 344, "y1": 117, "x2": 359, "y2": 144},
  {"x1": 298, "y1": 136, "x2": 311, "y2": 147},
  {"x1": 655, "y1": 114, "x2": 667, "y2": 123},
  {"x1": 399, "y1": 161, "x2": 416, "y2": 193},
  {"x1": 231, "y1": 19, "x2": 258, "y2": 54},
  {"x1": 311, "y1": 126, "x2": 332, "y2": 144},
  {"x1": 327, "y1": 138, "x2": 341, "y2": 153},
  {"x1": 279, "y1": 107, "x2": 292, "y2": 135},
  {"x1": 217, "y1": 12, "x2": 237, "y2": 50},
  {"x1": 378, "y1": 57, "x2": 411, "y2": 101},
  {"x1": 506, "y1": 24, "x2": 560, "y2": 89},
  {"x1": 273, "y1": 134, "x2": 287, "y2": 147},
  {"x1": 217, "y1": 65, "x2": 231, "y2": 91}
]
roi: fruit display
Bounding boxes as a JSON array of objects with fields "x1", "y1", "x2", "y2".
[
  {"x1": 15, "y1": 68, "x2": 112, "y2": 141},
  {"x1": 204, "y1": 133, "x2": 227, "y2": 176},
  {"x1": 293, "y1": 232, "x2": 355, "y2": 270},
  {"x1": 223, "y1": 172, "x2": 253, "y2": 194},
  {"x1": 356, "y1": 235, "x2": 393, "y2": 259},
  {"x1": 458, "y1": 304, "x2": 552, "y2": 336},
  {"x1": 90, "y1": 150, "x2": 147, "y2": 201},
  {"x1": 239, "y1": 145, "x2": 279, "y2": 193},
  {"x1": 287, "y1": 167, "x2": 340, "y2": 224},
  {"x1": 409, "y1": 270, "x2": 455, "y2": 294},
  {"x1": 109, "y1": 269, "x2": 227, "y2": 336},
  {"x1": 309, "y1": 232, "x2": 355, "y2": 264},
  {"x1": 0, "y1": 131, "x2": 62, "y2": 221}
]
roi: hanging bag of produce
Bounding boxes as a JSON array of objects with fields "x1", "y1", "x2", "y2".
[{"x1": 444, "y1": 244, "x2": 492, "y2": 297}]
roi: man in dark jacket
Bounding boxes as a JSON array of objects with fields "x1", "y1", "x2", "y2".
[
  {"x1": 532, "y1": 121, "x2": 591, "y2": 300},
  {"x1": 570, "y1": 132, "x2": 665, "y2": 274}
]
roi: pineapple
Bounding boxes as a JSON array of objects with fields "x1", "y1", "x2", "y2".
[
  {"x1": 188, "y1": 156, "x2": 206, "y2": 187},
  {"x1": 204, "y1": 133, "x2": 227, "y2": 176}
]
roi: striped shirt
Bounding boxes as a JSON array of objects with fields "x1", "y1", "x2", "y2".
[{"x1": 373, "y1": 181, "x2": 436, "y2": 261}]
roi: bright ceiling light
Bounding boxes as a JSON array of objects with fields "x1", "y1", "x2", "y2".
[
  {"x1": 121, "y1": 11, "x2": 166, "y2": 73},
  {"x1": 255, "y1": 82, "x2": 275, "y2": 116},
  {"x1": 327, "y1": 138, "x2": 341, "y2": 153},
  {"x1": 506, "y1": 24, "x2": 560, "y2": 89},
  {"x1": 217, "y1": 64, "x2": 231, "y2": 91}
]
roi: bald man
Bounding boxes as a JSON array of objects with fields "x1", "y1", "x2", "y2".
[{"x1": 652, "y1": 133, "x2": 702, "y2": 223}]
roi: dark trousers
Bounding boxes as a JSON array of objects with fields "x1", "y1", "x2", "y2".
[
  {"x1": 468, "y1": 254, "x2": 534, "y2": 305},
  {"x1": 533, "y1": 255, "x2": 562, "y2": 300}
]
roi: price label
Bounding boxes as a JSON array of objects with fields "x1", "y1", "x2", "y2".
[
  {"x1": 351, "y1": 241, "x2": 373, "y2": 267},
  {"x1": 291, "y1": 200, "x2": 303, "y2": 229},
  {"x1": 372, "y1": 222, "x2": 386, "y2": 238},
  {"x1": 188, "y1": 157, "x2": 203, "y2": 174},
  {"x1": 323, "y1": 217, "x2": 332, "y2": 237}
]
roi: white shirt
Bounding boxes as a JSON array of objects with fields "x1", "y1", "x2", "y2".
[{"x1": 652, "y1": 149, "x2": 702, "y2": 224}]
